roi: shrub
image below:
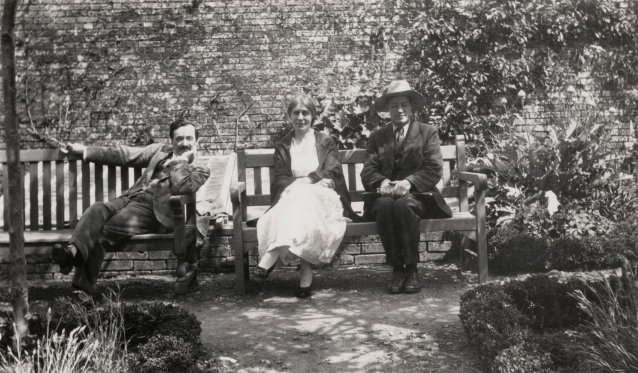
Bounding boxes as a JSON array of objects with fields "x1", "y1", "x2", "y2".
[
  {"x1": 550, "y1": 236, "x2": 623, "y2": 271},
  {"x1": 459, "y1": 284, "x2": 529, "y2": 369},
  {"x1": 492, "y1": 342, "x2": 554, "y2": 373},
  {"x1": 122, "y1": 303, "x2": 201, "y2": 351},
  {"x1": 490, "y1": 232, "x2": 550, "y2": 274},
  {"x1": 128, "y1": 334, "x2": 198, "y2": 373},
  {"x1": 502, "y1": 275, "x2": 586, "y2": 329}
]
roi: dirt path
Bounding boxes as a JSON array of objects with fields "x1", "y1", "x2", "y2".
[
  {"x1": 177, "y1": 264, "x2": 481, "y2": 372},
  {"x1": 3, "y1": 263, "x2": 481, "y2": 372}
]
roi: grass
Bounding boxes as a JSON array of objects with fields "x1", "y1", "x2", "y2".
[
  {"x1": 0, "y1": 291, "x2": 128, "y2": 373},
  {"x1": 574, "y1": 265, "x2": 638, "y2": 372}
]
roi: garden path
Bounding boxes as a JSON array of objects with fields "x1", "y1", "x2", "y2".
[
  {"x1": 8, "y1": 263, "x2": 481, "y2": 372},
  {"x1": 178, "y1": 263, "x2": 481, "y2": 372}
]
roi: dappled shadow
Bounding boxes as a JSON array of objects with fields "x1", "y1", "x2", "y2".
[
  {"x1": 1, "y1": 264, "x2": 481, "y2": 372},
  {"x1": 180, "y1": 264, "x2": 480, "y2": 372}
]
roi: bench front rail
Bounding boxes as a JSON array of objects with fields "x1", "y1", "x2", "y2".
[
  {"x1": 0, "y1": 148, "x2": 198, "y2": 294},
  {"x1": 231, "y1": 135, "x2": 488, "y2": 295}
]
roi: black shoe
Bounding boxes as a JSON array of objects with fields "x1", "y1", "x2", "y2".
[
  {"x1": 70, "y1": 290, "x2": 95, "y2": 309},
  {"x1": 295, "y1": 286, "x2": 312, "y2": 298},
  {"x1": 404, "y1": 271, "x2": 422, "y2": 294},
  {"x1": 51, "y1": 244, "x2": 74, "y2": 275},
  {"x1": 253, "y1": 265, "x2": 275, "y2": 281},
  {"x1": 387, "y1": 271, "x2": 407, "y2": 294}
]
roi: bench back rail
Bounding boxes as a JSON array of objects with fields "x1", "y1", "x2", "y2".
[
  {"x1": 0, "y1": 149, "x2": 175, "y2": 232},
  {"x1": 236, "y1": 137, "x2": 469, "y2": 219}
]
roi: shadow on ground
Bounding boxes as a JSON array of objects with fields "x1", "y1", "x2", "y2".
[{"x1": 1, "y1": 263, "x2": 482, "y2": 373}]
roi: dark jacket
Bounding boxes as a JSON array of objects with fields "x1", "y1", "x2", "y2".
[
  {"x1": 85, "y1": 143, "x2": 210, "y2": 227},
  {"x1": 271, "y1": 130, "x2": 358, "y2": 220},
  {"x1": 360, "y1": 120, "x2": 452, "y2": 218}
]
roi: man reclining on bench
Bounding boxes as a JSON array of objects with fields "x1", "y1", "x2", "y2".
[{"x1": 51, "y1": 118, "x2": 210, "y2": 299}]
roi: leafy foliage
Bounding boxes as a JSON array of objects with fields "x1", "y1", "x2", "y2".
[
  {"x1": 128, "y1": 334, "x2": 198, "y2": 373},
  {"x1": 403, "y1": 0, "x2": 638, "y2": 143}
]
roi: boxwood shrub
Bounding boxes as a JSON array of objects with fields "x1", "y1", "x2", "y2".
[{"x1": 460, "y1": 274, "x2": 602, "y2": 372}]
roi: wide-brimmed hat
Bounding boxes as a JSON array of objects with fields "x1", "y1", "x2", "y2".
[{"x1": 375, "y1": 80, "x2": 427, "y2": 112}]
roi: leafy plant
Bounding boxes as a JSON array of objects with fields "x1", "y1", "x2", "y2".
[{"x1": 574, "y1": 266, "x2": 638, "y2": 372}]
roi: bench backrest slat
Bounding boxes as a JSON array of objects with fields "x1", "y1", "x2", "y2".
[
  {"x1": 347, "y1": 163, "x2": 357, "y2": 191},
  {"x1": 69, "y1": 161, "x2": 78, "y2": 229},
  {"x1": 29, "y1": 162, "x2": 39, "y2": 230},
  {"x1": 82, "y1": 161, "x2": 91, "y2": 211},
  {"x1": 56, "y1": 160, "x2": 65, "y2": 229},
  {"x1": 237, "y1": 142, "x2": 467, "y2": 221},
  {"x1": 94, "y1": 163, "x2": 104, "y2": 202},
  {"x1": 120, "y1": 166, "x2": 130, "y2": 192},
  {"x1": 42, "y1": 161, "x2": 52, "y2": 230},
  {"x1": 254, "y1": 167, "x2": 263, "y2": 195},
  {"x1": 108, "y1": 165, "x2": 117, "y2": 201},
  {"x1": 0, "y1": 150, "x2": 148, "y2": 232}
]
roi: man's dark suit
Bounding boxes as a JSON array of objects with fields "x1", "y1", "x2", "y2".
[
  {"x1": 70, "y1": 143, "x2": 210, "y2": 294},
  {"x1": 361, "y1": 120, "x2": 452, "y2": 268}
]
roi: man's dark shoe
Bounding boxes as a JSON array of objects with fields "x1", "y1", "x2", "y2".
[
  {"x1": 70, "y1": 290, "x2": 95, "y2": 310},
  {"x1": 387, "y1": 271, "x2": 407, "y2": 294},
  {"x1": 404, "y1": 271, "x2": 422, "y2": 294},
  {"x1": 51, "y1": 244, "x2": 74, "y2": 275},
  {"x1": 252, "y1": 265, "x2": 275, "y2": 281}
]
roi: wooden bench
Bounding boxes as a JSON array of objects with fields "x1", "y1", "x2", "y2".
[
  {"x1": 0, "y1": 149, "x2": 200, "y2": 294},
  {"x1": 230, "y1": 135, "x2": 488, "y2": 295}
]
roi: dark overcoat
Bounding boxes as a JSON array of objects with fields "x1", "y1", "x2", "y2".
[{"x1": 360, "y1": 120, "x2": 452, "y2": 218}]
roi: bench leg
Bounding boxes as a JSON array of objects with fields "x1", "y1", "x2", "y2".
[
  {"x1": 175, "y1": 259, "x2": 198, "y2": 295},
  {"x1": 232, "y1": 236, "x2": 248, "y2": 295}
]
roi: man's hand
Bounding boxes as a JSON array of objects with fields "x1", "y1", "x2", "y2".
[
  {"x1": 392, "y1": 179, "x2": 411, "y2": 197},
  {"x1": 316, "y1": 178, "x2": 335, "y2": 189},
  {"x1": 379, "y1": 179, "x2": 394, "y2": 196},
  {"x1": 66, "y1": 143, "x2": 87, "y2": 154}
]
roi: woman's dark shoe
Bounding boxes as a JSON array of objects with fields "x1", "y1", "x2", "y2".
[
  {"x1": 253, "y1": 265, "x2": 275, "y2": 281},
  {"x1": 295, "y1": 286, "x2": 312, "y2": 298},
  {"x1": 51, "y1": 244, "x2": 74, "y2": 275}
]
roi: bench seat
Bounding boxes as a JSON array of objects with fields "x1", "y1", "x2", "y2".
[
  {"x1": 235, "y1": 212, "x2": 478, "y2": 242},
  {"x1": 231, "y1": 135, "x2": 488, "y2": 295}
]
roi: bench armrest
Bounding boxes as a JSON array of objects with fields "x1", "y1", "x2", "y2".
[
  {"x1": 458, "y1": 171, "x2": 488, "y2": 192},
  {"x1": 170, "y1": 192, "x2": 196, "y2": 257},
  {"x1": 230, "y1": 182, "x2": 246, "y2": 206}
]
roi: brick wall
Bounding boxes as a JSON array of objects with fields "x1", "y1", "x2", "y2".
[
  {"x1": 5, "y1": 0, "x2": 408, "y2": 153},
  {"x1": 0, "y1": 233, "x2": 451, "y2": 280},
  {"x1": 1, "y1": 0, "x2": 634, "y2": 154}
]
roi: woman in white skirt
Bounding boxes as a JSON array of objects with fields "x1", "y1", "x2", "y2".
[{"x1": 254, "y1": 95, "x2": 358, "y2": 298}]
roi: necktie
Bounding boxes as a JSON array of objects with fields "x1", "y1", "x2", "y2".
[{"x1": 394, "y1": 126, "x2": 405, "y2": 146}]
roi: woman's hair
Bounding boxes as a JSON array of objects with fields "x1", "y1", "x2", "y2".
[{"x1": 286, "y1": 95, "x2": 318, "y2": 123}]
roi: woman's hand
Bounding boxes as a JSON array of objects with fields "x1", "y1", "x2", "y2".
[
  {"x1": 293, "y1": 176, "x2": 313, "y2": 185},
  {"x1": 316, "y1": 178, "x2": 335, "y2": 189}
]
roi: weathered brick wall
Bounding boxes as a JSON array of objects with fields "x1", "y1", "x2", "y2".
[
  {"x1": 1, "y1": 0, "x2": 634, "y2": 154},
  {"x1": 4, "y1": 0, "x2": 408, "y2": 153},
  {"x1": 0, "y1": 233, "x2": 450, "y2": 280}
]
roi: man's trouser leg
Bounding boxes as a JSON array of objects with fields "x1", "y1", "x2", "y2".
[
  {"x1": 71, "y1": 194, "x2": 160, "y2": 294},
  {"x1": 393, "y1": 194, "x2": 427, "y2": 266},
  {"x1": 371, "y1": 196, "x2": 402, "y2": 268}
]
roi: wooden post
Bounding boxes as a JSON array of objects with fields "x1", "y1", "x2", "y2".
[{"x1": 2, "y1": 0, "x2": 29, "y2": 337}]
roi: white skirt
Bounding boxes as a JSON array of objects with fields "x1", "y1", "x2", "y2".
[{"x1": 257, "y1": 182, "x2": 349, "y2": 265}]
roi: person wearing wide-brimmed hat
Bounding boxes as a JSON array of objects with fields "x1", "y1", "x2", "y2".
[{"x1": 361, "y1": 80, "x2": 452, "y2": 294}]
